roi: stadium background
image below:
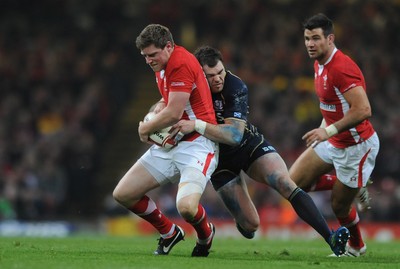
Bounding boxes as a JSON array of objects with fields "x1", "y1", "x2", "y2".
[{"x1": 0, "y1": 0, "x2": 399, "y2": 238}]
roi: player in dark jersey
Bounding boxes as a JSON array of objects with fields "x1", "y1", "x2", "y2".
[{"x1": 174, "y1": 46, "x2": 349, "y2": 256}]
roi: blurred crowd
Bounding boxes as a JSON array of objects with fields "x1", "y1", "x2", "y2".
[{"x1": 1, "y1": 0, "x2": 399, "y2": 223}]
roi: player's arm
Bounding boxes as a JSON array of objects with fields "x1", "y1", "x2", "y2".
[
  {"x1": 303, "y1": 86, "x2": 371, "y2": 147},
  {"x1": 328, "y1": 86, "x2": 371, "y2": 133},
  {"x1": 174, "y1": 117, "x2": 245, "y2": 146},
  {"x1": 139, "y1": 91, "x2": 189, "y2": 142},
  {"x1": 149, "y1": 98, "x2": 167, "y2": 113}
]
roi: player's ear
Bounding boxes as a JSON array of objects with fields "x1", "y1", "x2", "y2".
[
  {"x1": 165, "y1": 41, "x2": 174, "y2": 51},
  {"x1": 327, "y1": 34, "x2": 335, "y2": 45}
]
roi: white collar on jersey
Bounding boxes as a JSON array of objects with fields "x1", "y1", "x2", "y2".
[{"x1": 319, "y1": 47, "x2": 338, "y2": 68}]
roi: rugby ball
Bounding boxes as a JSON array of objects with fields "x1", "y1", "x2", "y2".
[{"x1": 143, "y1": 112, "x2": 177, "y2": 149}]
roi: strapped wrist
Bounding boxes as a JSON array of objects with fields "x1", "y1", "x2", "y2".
[
  {"x1": 325, "y1": 124, "x2": 338, "y2": 137},
  {"x1": 194, "y1": 120, "x2": 207, "y2": 135}
]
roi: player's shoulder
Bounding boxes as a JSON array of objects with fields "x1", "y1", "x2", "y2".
[
  {"x1": 225, "y1": 71, "x2": 248, "y2": 92},
  {"x1": 332, "y1": 50, "x2": 358, "y2": 67},
  {"x1": 331, "y1": 49, "x2": 361, "y2": 75},
  {"x1": 169, "y1": 45, "x2": 199, "y2": 69}
]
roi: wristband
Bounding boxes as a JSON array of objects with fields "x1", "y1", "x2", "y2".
[
  {"x1": 325, "y1": 124, "x2": 338, "y2": 137},
  {"x1": 194, "y1": 120, "x2": 207, "y2": 135}
]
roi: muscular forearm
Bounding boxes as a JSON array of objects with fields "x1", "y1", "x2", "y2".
[
  {"x1": 199, "y1": 122, "x2": 243, "y2": 146},
  {"x1": 326, "y1": 106, "x2": 371, "y2": 136}
]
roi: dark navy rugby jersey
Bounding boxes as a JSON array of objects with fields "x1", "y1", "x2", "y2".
[
  {"x1": 212, "y1": 71, "x2": 260, "y2": 151},
  {"x1": 212, "y1": 71, "x2": 249, "y2": 123}
]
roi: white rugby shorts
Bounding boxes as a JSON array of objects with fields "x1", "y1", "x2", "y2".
[
  {"x1": 314, "y1": 132, "x2": 379, "y2": 188},
  {"x1": 139, "y1": 135, "x2": 219, "y2": 187}
]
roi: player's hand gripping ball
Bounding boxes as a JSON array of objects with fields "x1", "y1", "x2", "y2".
[{"x1": 143, "y1": 112, "x2": 183, "y2": 149}]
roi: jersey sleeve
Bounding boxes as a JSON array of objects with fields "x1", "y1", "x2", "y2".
[{"x1": 332, "y1": 59, "x2": 364, "y2": 93}]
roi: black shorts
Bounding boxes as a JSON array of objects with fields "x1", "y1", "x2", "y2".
[{"x1": 211, "y1": 132, "x2": 276, "y2": 191}]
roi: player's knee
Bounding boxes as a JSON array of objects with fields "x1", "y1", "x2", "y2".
[
  {"x1": 113, "y1": 185, "x2": 137, "y2": 206},
  {"x1": 112, "y1": 186, "x2": 123, "y2": 203},
  {"x1": 176, "y1": 196, "x2": 198, "y2": 220},
  {"x1": 113, "y1": 189, "x2": 129, "y2": 206},
  {"x1": 241, "y1": 219, "x2": 259, "y2": 232},
  {"x1": 176, "y1": 183, "x2": 204, "y2": 220},
  {"x1": 176, "y1": 168, "x2": 207, "y2": 219}
]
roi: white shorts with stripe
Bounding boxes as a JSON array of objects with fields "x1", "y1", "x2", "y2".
[
  {"x1": 314, "y1": 132, "x2": 380, "y2": 188},
  {"x1": 139, "y1": 135, "x2": 219, "y2": 188}
]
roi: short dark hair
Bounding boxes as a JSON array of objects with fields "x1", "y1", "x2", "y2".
[
  {"x1": 194, "y1": 46, "x2": 223, "y2": 67},
  {"x1": 135, "y1": 24, "x2": 174, "y2": 50},
  {"x1": 303, "y1": 13, "x2": 334, "y2": 37}
]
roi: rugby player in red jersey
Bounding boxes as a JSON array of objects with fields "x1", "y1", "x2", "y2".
[
  {"x1": 113, "y1": 24, "x2": 218, "y2": 257},
  {"x1": 289, "y1": 13, "x2": 380, "y2": 257}
]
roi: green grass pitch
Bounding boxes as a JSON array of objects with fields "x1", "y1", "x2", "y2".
[{"x1": 1, "y1": 235, "x2": 399, "y2": 269}]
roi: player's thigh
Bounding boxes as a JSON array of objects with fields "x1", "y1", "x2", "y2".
[
  {"x1": 113, "y1": 160, "x2": 160, "y2": 201},
  {"x1": 289, "y1": 147, "x2": 332, "y2": 189}
]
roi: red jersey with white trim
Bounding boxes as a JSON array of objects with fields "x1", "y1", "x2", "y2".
[
  {"x1": 314, "y1": 48, "x2": 375, "y2": 148},
  {"x1": 155, "y1": 45, "x2": 216, "y2": 141}
]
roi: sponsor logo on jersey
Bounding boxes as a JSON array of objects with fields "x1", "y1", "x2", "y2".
[
  {"x1": 262, "y1": 146, "x2": 276, "y2": 152},
  {"x1": 171, "y1": 81, "x2": 185, "y2": 86},
  {"x1": 320, "y1": 102, "x2": 336, "y2": 112}
]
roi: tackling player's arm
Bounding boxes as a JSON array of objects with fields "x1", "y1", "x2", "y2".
[{"x1": 175, "y1": 117, "x2": 245, "y2": 146}]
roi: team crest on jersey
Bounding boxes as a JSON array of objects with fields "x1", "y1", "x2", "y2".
[
  {"x1": 214, "y1": 100, "x2": 223, "y2": 110},
  {"x1": 323, "y1": 74, "x2": 328, "y2": 90}
]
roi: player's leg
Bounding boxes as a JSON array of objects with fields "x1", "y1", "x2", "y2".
[
  {"x1": 249, "y1": 151, "x2": 348, "y2": 255},
  {"x1": 113, "y1": 148, "x2": 183, "y2": 255},
  {"x1": 175, "y1": 137, "x2": 218, "y2": 257},
  {"x1": 176, "y1": 167, "x2": 215, "y2": 257},
  {"x1": 331, "y1": 180, "x2": 365, "y2": 256},
  {"x1": 309, "y1": 174, "x2": 373, "y2": 212},
  {"x1": 331, "y1": 133, "x2": 379, "y2": 256},
  {"x1": 289, "y1": 147, "x2": 333, "y2": 190},
  {"x1": 216, "y1": 173, "x2": 259, "y2": 239}
]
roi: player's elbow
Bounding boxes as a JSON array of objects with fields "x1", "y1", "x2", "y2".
[
  {"x1": 169, "y1": 113, "x2": 182, "y2": 124},
  {"x1": 361, "y1": 105, "x2": 372, "y2": 120}
]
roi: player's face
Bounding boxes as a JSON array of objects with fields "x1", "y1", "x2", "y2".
[
  {"x1": 141, "y1": 42, "x2": 173, "y2": 72},
  {"x1": 304, "y1": 28, "x2": 334, "y2": 64},
  {"x1": 202, "y1": 61, "x2": 226, "y2": 93}
]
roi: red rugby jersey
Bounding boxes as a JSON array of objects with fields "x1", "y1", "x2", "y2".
[
  {"x1": 155, "y1": 45, "x2": 216, "y2": 141},
  {"x1": 314, "y1": 48, "x2": 375, "y2": 148}
]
